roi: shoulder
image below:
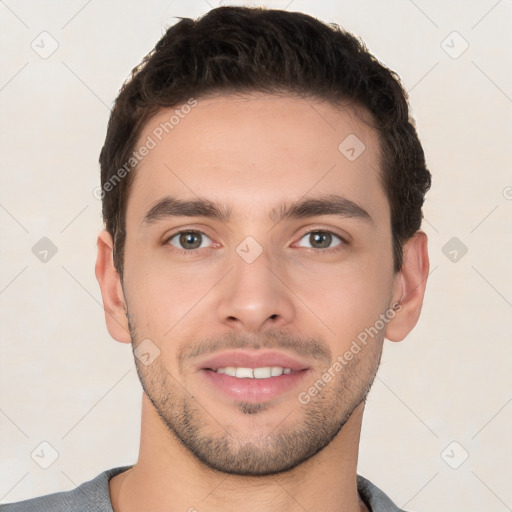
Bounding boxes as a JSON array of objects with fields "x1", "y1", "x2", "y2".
[
  {"x1": 1, "y1": 466, "x2": 132, "y2": 512},
  {"x1": 357, "y1": 474, "x2": 408, "y2": 512}
]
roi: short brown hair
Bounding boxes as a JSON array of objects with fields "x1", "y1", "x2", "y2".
[{"x1": 99, "y1": 6, "x2": 431, "y2": 278}]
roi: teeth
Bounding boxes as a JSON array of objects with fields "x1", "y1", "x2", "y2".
[
  {"x1": 271, "y1": 366, "x2": 283, "y2": 377},
  {"x1": 236, "y1": 367, "x2": 254, "y2": 378},
  {"x1": 217, "y1": 367, "x2": 236, "y2": 377},
  {"x1": 215, "y1": 367, "x2": 293, "y2": 379},
  {"x1": 253, "y1": 367, "x2": 272, "y2": 379}
]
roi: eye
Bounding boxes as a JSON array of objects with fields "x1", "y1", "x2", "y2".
[
  {"x1": 166, "y1": 230, "x2": 213, "y2": 251},
  {"x1": 295, "y1": 230, "x2": 345, "y2": 251}
]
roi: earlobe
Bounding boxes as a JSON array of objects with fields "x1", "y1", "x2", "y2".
[
  {"x1": 95, "y1": 230, "x2": 131, "y2": 344},
  {"x1": 385, "y1": 231, "x2": 429, "y2": 342}
]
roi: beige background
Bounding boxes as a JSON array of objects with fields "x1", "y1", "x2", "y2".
[{"x1": 1, "y1": 0, "x2": 511, "y2": 510}]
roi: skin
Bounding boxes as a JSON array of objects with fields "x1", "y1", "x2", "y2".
[{"x1": 96, "y1": 93, "x2": 429, "y2": 512}]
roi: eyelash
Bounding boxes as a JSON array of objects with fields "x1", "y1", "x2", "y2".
[{"x1": 164, "y1": 228, "x2": 348, "y2": 255}]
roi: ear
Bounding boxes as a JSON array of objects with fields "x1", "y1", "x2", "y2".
[
  {"x1": 95, "y1": 230, "x2": 131, "y2": 344},
  {"x1": 385, "y1": 230, "x2": 429, "y2": 342}
]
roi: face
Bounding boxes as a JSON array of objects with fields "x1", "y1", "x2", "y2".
[{"x1": 120, "y1": 93, "x2": 401, "y2": 475}]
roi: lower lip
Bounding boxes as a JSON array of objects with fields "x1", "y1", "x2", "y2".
[{"x1": 200, "y1": 369, "x2": 310, "y2": 403}]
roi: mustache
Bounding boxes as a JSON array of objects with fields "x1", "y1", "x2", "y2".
[{"x1": 178, "y1": 329, "x2": 332, "y2": 366}]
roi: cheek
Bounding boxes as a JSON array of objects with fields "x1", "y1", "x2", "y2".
[
  {"x1": 290, "y1": 256, "x2": 394, "y2": 345},
  {"x1": 123, "y1": 248, "x2": 223, "y2": 337}
]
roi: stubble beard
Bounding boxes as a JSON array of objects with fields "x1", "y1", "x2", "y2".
[{"x1": 129, "y1": 319, "x2": 383, "y2": 476}]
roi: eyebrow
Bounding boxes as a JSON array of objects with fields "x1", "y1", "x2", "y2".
[{"x1": 140, "y1": 193, "x2": 373, "y2": 228}]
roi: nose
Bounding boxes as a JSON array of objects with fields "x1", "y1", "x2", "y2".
[{"x1": 216, "y1": 244, "x2": 296, "y2": 333}]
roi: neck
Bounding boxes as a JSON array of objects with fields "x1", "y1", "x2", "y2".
[{"x1": 110, "y1": 394, "x2": 367, "y2": 512}]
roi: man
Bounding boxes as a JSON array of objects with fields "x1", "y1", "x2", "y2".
[{"x1": 4, "y1": 5, "x2": 431, "y2": 512}]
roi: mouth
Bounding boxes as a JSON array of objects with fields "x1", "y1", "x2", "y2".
[
  {"x1": 212, "y1": 366, "x2": 293, "y2": 378},
  {"x1": 197, "y1": 351, "x2": 311, "y2": 403}
]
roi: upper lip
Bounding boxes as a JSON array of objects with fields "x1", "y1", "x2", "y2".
[{"x1": 196, "y1": 350, "x2": 311, "y2": 372}]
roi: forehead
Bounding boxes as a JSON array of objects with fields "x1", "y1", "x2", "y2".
[{"x1": 125, "y1": 93, "x2": 388, "y2": 228}]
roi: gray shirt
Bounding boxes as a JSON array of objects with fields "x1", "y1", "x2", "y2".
[{"x1": 1, "y1": 466, "x2": 407, "y2": 511}]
